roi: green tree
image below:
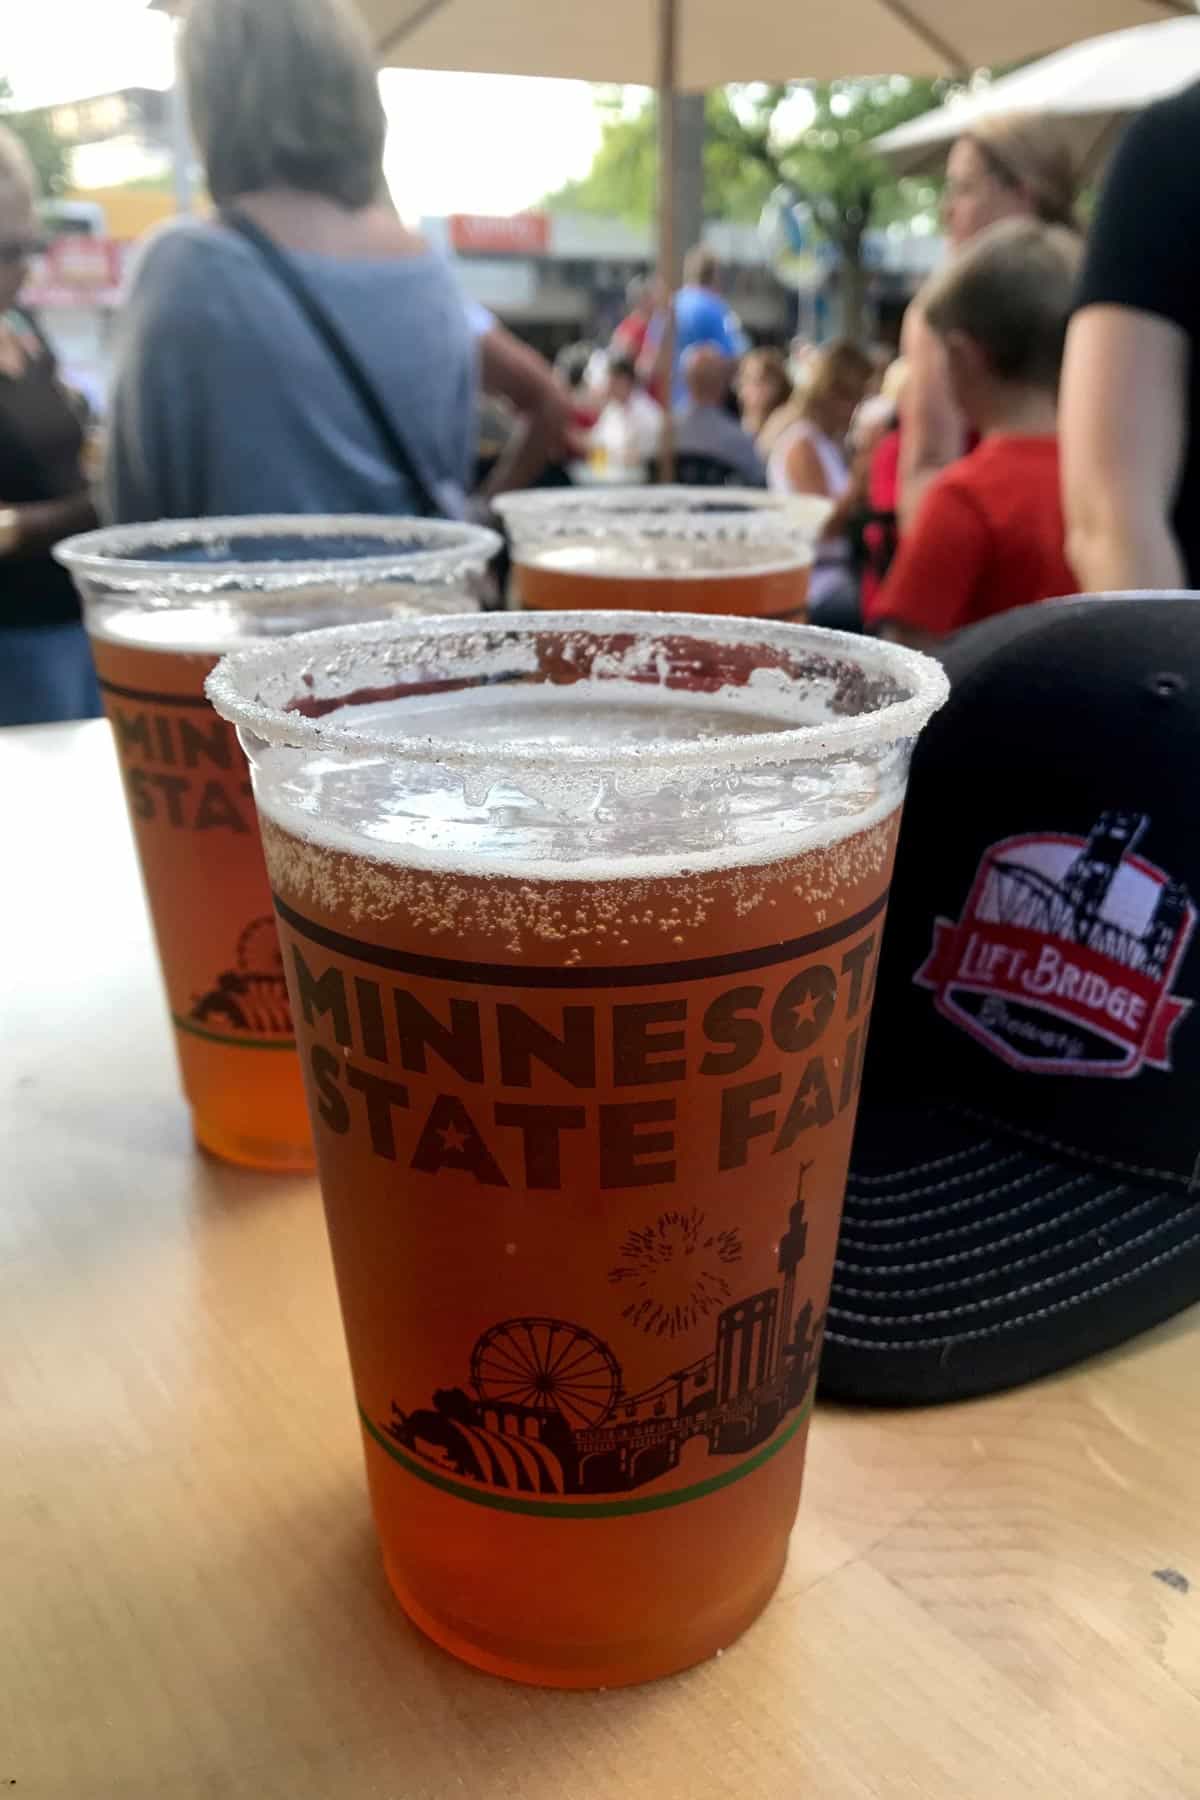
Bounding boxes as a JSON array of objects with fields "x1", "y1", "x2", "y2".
[
  {"x1": 0, "y1": 78, "x2": 69, "y2": 197},
  {"x1": 714, "y1": 80, "x2": 949, "y2": 335},
  {"x1": 546, "y1": 89, "x2": 781, "y2": 225},
  {"x1": 545, "y1": 78, "x2": 953, "y2": 335}
]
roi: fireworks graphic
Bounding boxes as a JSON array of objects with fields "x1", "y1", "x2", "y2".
[{"x1": 607, "y1": 1208, "x2": 744, "y2": 1338}]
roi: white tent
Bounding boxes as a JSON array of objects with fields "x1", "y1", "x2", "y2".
[{"x1": 872, "y1": 16, "x2": 1200, "y2": 175}]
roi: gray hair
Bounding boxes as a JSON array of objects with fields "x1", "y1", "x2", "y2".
[{"x1": 182, "y1": 0, "x2": 386, "y2": 208}]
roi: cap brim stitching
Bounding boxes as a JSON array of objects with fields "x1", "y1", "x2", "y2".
[
  {"x1": 831, "y1": 1207, "x2": 1200, "y2": 1325},
  {"x1": 840, "y1": 1168, "x2": 1089, "y2": 1236},
  {"x1": 824, "y1": 1222, "x2": 1200, "y2": 1349},
  {"x1": 846, "y1": 1150, "x2": 1025, "y2": 1209}
]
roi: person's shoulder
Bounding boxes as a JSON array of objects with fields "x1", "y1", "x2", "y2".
[
  {"x1": 706, "y1": 406, "x2": 747, "y2": 439},
  {"x1": 129, "y1": 216, "x2": 239, "y2": 280},
  {"x1": 912, "y1": 452, "x2": 990, "y2": 523},
  {"x1": 928, "y1": 440, "x2": 981, "y2": 483},
  {"x1": 967, "y1": 434, "x2": 1059, "y2": 487},
  {"x1": 124, "y1": 217, "x2": 256, "y2": 316},
  {"x1": 704, "y1": 291, "x2": 735, "y2": 329},
  {"x1": 677, "y1": 284, "x2": 720, "y2": 320},
  {"x1": 778, "y1": 417, "x2": 818, "y2": 459},
  {"x1": 317, "y1": 245, "x2": 472, "y2": 316}
]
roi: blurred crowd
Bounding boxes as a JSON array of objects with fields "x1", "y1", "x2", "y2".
[{"x1": 2, "y1": 0, "x2": 1199, "y2": 723}]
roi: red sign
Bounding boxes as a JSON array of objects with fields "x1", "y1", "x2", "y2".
[
  {"x1": 23, "y1": 237, "x2": 126, "y2": 309},
  {"x1": 448, "y1": 213, "x2": 550, "y2": 256}
]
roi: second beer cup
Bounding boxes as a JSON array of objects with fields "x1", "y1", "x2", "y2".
[
  {"x1": 209, "y1": 612, "x2": 946, "y2": 1687},
  {"x1": 495, "y1": 485, "x2": 827, "y2": 619},
  {"x1": 56, "y1": 516, "x2": 498, "y2": 1172}
]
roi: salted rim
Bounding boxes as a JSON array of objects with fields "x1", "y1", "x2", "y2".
[
  {"x1": 493, "y1": 485, "x2": 834, "y2": 544},
  {"x1": 206, "y1": 610, "x2": 949, "y2": 774},
  {"x1": 54, "y1": 514, "x2": 501, "y2": 596}
]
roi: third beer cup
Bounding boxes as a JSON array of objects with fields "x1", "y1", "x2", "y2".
[
  {"x1": 208, "y1": 612, "x2": 946, "y2": 1685},
  {"x1": 56, "y1": 516, "x2": 497, "y2": 1171},
  {"x1": 495, "y1": 486, "x2": 828, "y2": 619}
]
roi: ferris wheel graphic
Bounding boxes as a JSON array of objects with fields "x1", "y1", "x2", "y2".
[{"x1": 470, "y1": 1318, "x2": 621, "y2": 1430}]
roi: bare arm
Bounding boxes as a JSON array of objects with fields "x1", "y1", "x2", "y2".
[
  {"x1": 1060, "y1": 305, "x2": 1189, "y2": 593},
  {"x1": 897, "y1": 301, "x2": 966, "y2": 532},
  {"x1": 475, "y1": 325, "x2": 570, "y2": 500}
]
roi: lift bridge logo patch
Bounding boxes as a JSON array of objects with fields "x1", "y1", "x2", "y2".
[{"x1": 915, "y1": 813, "x2": 1195, "y2": 1077}]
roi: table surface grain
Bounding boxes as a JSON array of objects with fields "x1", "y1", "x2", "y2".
[{"x1": 3, "y1": 719, "x2": 1200, "y2": 1800}]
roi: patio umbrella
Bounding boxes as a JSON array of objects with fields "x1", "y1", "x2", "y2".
[
  {"x1": 362, "y1": 0, "x2": 1191, "y2": 469},
  {"x1": 365, "y1": 0, "x2": 1192, "y2": 88},
  {"x1": 872, "y1": 15, "x2": 1200, "y2": 176}
]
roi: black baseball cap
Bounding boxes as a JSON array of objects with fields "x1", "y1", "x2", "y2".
[{"x1": 821, "y1": 594, "x2": 1200, "y2": 1405}]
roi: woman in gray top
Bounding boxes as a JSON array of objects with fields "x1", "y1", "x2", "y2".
[{"x1": 106, "y1": 0, "x2": 475, "y2": 523}]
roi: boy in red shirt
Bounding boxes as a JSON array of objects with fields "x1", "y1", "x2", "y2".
[{"x1": 871, "y1": 219, "x2": 1082, "y2": 649}]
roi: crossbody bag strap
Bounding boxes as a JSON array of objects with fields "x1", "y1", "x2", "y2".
[{"x1": 222, "y1": 209, "x2": 443, "y2": 519}]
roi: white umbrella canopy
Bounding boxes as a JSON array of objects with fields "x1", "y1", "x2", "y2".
[
  {"x1": 365, "y1": 0, "x2": 1191, "y2": 86},
  {"x1": 872, "y1": 15, "x2": 1200, "y2": 175}
]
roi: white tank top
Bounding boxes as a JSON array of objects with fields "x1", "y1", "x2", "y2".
[
  {"x1": 767, "y1": 419, "x2": 854, "y2": 605},
  {"x1": 767, "y1": 419, "x2": 850, "y2": 498}
]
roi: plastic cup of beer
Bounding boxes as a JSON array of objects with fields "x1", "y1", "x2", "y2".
[
  {"x1": 56, "y1": 516, "x2": 498, "y2": 1173},
  {"x1": 496, "y1": 485, "x2": 831, "y2": 619},
  {"x1": 208, "y1": 611, "x2": 946, "y2": 1685}
]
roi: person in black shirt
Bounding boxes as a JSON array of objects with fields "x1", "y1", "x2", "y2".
[
  {"x1": 0, "y1": 126, "x2": 99, "y2": 726},
  {"x1": 1061, "y1": 85, "x2": 1200, "y2": 592}
]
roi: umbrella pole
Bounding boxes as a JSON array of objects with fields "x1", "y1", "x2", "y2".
[{"x1": 656, "y1": 0, "x2": 678, "y2": 482}]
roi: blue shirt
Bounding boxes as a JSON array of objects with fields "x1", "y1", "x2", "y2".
[
  {"x1": 106, "y1": 219, "x2": 477, "y2": 523},
  {"x1": 650, "y1": 285, "x2": 750, "y2": 408}
]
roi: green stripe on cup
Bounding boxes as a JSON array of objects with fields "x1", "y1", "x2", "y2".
[{"x1": 359, "y1": 1396, "x2": 813, "y2": 1519}]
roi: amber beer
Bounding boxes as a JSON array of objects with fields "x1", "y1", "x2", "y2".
[
  {"x1": 56, "y1": 517, "x2": 498, "y2": 1171},
  {"x1": 496, "y1": 487, "x2": 820, "y2": 619},
  {"x1": 88, "y1": 613, "x2": 311, "y2": 1168},
  {"x1": 209, "y1": 613, "x2": 946, "y2": 1684}
]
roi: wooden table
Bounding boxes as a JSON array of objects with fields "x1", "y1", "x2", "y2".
[{"x1": 4, "y1": 720, "x2": 1200, "y2": 1800}]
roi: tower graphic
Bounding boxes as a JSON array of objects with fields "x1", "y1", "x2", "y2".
[{"x1": 1059, "y1": 811, "x2": 1146, "y2": 946}]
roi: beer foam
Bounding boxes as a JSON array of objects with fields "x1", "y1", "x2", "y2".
[
  {"x1": 254, "y1": 677, "x2": 908, "y2": 894},
  {"x1": 258, "y1": 795, "x2": 902, "y2": 955},
  {"x1": 519, "y1": 538, "x2": 810, "y2": 581},
  {"x1": 211, "y1": 611, "x2": 947, "y2": 910},
  {"x1": 88, "y1": 588, "x2": 477, "y2": 658},
  {"x1": 345, "y1": 678, "x2": 828, "y2": 745},
  {"x1": 89, "y1": 607, "x2": 266, "y2": 656}
]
